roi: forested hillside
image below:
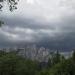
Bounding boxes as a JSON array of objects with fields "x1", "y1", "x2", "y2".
[{"x1": 0, "y1": 50, "x2": 75, "y2": 75}]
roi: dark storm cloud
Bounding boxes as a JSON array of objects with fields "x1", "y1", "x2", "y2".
[
  {"x1": 0, "y1": 14, "x2": 75, "y2": 50},
  {"x1": 0, "y1": 0, "x2": 75, "y2": 50},
  {"x1": 0, "y1": 15, "x2": 75, "y2": 50},
  {"x1": 0, "y1": 16, "x2": 55, "y2": 30}
]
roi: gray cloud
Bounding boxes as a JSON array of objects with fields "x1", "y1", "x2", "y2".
[{"x1": 0, "y1": 0, "x2": 75, "y2": 50}]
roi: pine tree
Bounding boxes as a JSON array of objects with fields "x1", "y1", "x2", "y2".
[
  {"x1": 72, "y1": 50, "x2": 75, "y2": 62},
  {"x1": 47, "y1": 58, "x2": 52, "y2": 68},
  {"x1": 52, "y1": 50, "x2": 60, "y2": 64}
]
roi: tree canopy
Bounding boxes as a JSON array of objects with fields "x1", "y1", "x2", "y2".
[
  {"x1": 0, "y1": 0, "x2": 19, "y2": 11},
  {"x1": 0, "y1": 50, "x2": 75, "y2": 75},
  {"x1": 0, "y1": 0, "x2": 19, "y2": 27}
]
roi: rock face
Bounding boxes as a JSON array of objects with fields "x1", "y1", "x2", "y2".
[
  {"x1": 0, "y1": 45, "x2": 73, "y2": 62},
  {"x1": 17, "y1": 46, "x2": 50, "y2": 62}
]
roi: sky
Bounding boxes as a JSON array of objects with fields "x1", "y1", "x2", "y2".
[{"x1": 0, "y1": 0, "x2": 75, "y2": 50}]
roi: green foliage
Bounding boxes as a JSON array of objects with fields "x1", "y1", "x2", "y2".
[
  {"x1": 46, "y1": 59, "x2": 75, "y2": 75},
  {"x1": 48, "y1": 50, "x2": 61, "y2": 67},
  {"x1": 47, "y1": 58, "x2": 52, "y2": 68},
  {"x1": 60, "y1": 55, "x2": 65, "y2": 62},
  {"x1": 72, "y1": 51, "x2": 75, "y2": 62},
  {"x1": 38, "y1": 51, "x2": 75, "y2": 75},
  {"x1": 0, "y1": 51, "x2": 6, "y2": 57},
  {"x1": 0, "y1": 0, "x2": 19, "y2": 11},
  {"x1": 0, "y1": 0, "x2": 19, "y2": 27},
  {"x1": 52, "y1": 50, "x2": 61, "y2": 64},
  {"x1": 36, "y1": 69, "x2": 49, "y2": 75},
  {"x1": 0, "y1": 52, "x2": 39, "y2": 75},
  {"x1": 0, "y1": 51, "x2": 75, "y2": 75}
]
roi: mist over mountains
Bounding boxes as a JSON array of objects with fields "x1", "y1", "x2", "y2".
[{"x1": 0, "y1": 0, "x2": 75, "y2": 51}]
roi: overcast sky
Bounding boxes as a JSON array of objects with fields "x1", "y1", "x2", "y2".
[{"x1": 0, "y1": 0, "x2": 75, "y2": 50}]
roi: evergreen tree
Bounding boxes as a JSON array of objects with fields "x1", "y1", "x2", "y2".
[
  {"x1": 72, "y1": 50, "x2": 75, "y2": 62},
  {"x1": 52, "y1": 50, "x2": 60, "y2": 64},
  {"x1": 0, "y1": 52, "x2": 39, "y2": 75},
  {"x1": 61, "y1": 55, "x2": 65, "y2": 63},
  {"x1": 47, "y1": 58, "x2": 52, "y2": 68}
]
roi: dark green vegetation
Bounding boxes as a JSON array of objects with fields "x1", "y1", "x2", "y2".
[
  {"x1": 0, "y1": 51, "x2": 39, "y2": 75},
  {"x1": 0, "y1": 1, "x2": 75, "y2": 74},
  {"x1": 0, "y1": 50, "x2": 75, "y2": 75}
]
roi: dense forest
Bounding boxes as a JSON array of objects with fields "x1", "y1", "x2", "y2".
[
  {"x1": 0, "y1": 0, "x2": 75, "y2": 75},
  {"x1": 0, "y1": 50, "x2": 74, "y2": 75}
]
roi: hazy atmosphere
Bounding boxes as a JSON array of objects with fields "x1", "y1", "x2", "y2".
[{"x1": 0, "y1": 0, "x2": 75, "y2": 50}]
